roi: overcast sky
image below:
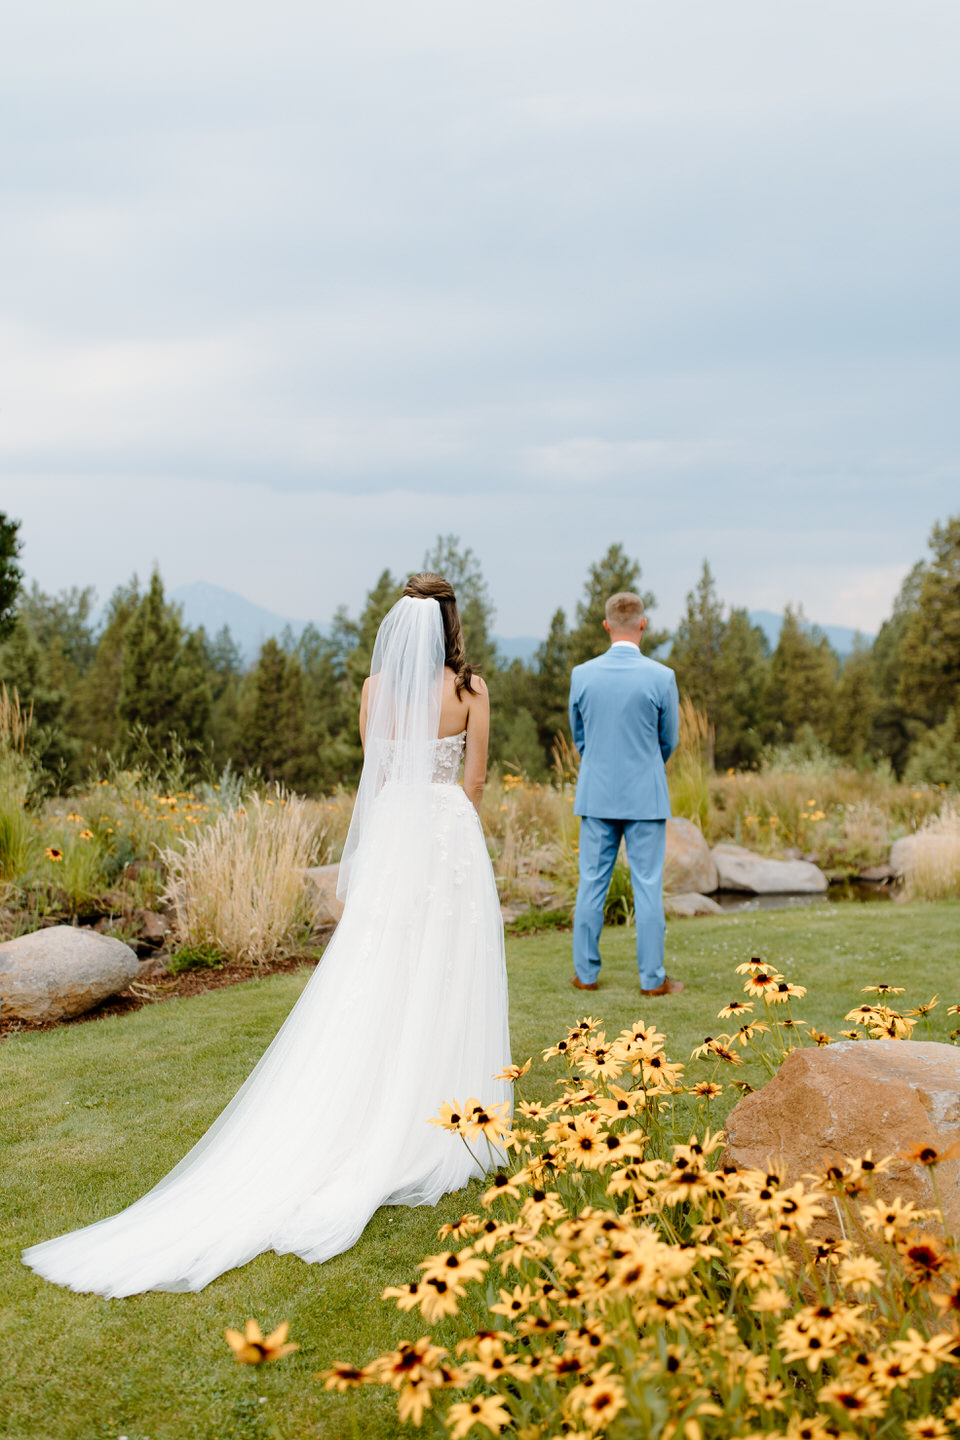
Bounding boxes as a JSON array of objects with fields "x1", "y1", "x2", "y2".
[{"x1": 3, "y1": 0, "x2": 959, "y2": 638}]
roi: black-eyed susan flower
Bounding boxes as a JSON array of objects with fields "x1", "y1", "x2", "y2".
[
  {"x1": 319, "y1": 1361, "x2": 369, "y2": 1391},
  {"x1": 428, "y1": 1100, "x2": 464, "y2": 1132},
  {"x1": 224, "y1": 1318, "x2": 297, "y2": 1364},
  {"x1": 79, "y1": 828, "x2": 94, "y2": 840},
  {"x1": 460, "y1": 1099, "x2": 511, "y2": 1145},
  {"x1": 494, "y1": 1058, "x2": 531, "y2": 1082},
  {"x1": 905, "y1": 1418, "x2": 951, "y2": 1440},
  {"x1": 446, "y1": 1394, "x2": 512, "y2": 1438},
  {"x1": 817, "y1": 1381, "x2": 887, "y2": 1418},
  {"x1": 44, "y1": 846, "x2": 63, "y2": 862},
  {"x1": 900, "y1": 1139, "x2": 960, "y2": 1167},
  {"x1": 717, "y1": 1000, "x2": 753, "y2": 1019}
]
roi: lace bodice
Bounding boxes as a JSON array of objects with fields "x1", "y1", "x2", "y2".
[
  {"x1": 377, "y1": 732, "x2": 466, "y2": 786},
  {"x1": 432, "y1": 732, "x2": 466, "y2": 784}
]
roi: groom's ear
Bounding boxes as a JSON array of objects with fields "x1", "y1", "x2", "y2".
[{"x1": 602, "y1": 619, "x2": 611, "y2": 636}]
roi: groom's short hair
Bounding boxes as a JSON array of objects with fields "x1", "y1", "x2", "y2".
[{"x1": 605, "y1": 592, "x2": 645, "y2": 629}]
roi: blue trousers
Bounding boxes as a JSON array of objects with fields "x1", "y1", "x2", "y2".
[{"x1": 573, "y1": 817, "x2": 666, "y2": 990}]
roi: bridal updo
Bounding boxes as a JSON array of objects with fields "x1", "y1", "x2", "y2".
[{"x1": 402, "y1": 572, "x2": 479, "y2": 697}]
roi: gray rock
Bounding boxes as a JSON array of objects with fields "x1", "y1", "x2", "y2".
[
  {"x1": 663, "y1": 891, "x2": 723, "y2": 918},
  {"x1": 712, "y1": 843, "x2": 828, "y2": 894},
  {"x1": 0, "y1": 925, "x2": 139, "y2": 1023},
  {"x1": 303, "y1": 863, "x2": 345, "y2": 927},
  {"x1": 664, "y1": 818, "x2": 719, "y2": 895}
]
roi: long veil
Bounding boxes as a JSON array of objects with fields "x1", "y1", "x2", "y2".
[
  {"x1": 337, "y1": 595, "x2": 445, "y2": 899},
  {"x1": 22, "y1": 590, "x2": 511, "y2": 1298}
]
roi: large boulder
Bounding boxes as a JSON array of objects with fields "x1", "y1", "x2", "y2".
[
  {"x1": 663, "y1": 892, "x2": 723, "y2": 918},
  {"x1": 725, "y1": 1040, "x2": 960, "y2": 1236},
  {"x1": 304, "y1": 863, "x2": 345, "y2": 928},
  {"x1": 0, "y1": 926, "x2": 139, "y2": 1024},
  {"x1": 664, "y1": 818, "x2": 719, "y2": 895},
  {"x1": 712, "y1": 843, "x2": 828, "y2": 894}
]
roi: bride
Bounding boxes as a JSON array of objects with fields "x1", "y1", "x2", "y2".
[{"x1": 23, "y1": 573, "x2": 512, "y2": 1297}]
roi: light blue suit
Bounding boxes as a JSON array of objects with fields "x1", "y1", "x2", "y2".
[{"x1": 569, "y1": 644, "x2": 680, "y2": 990}]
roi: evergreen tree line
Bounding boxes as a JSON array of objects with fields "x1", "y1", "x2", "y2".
[{"x1": 0, "y1": 516, "x2": 958, "y2": 793}]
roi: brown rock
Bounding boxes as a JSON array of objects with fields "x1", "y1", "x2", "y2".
[
  {"x1": 137, "y1": 910, "x2": 170, "y2": 944},
  {"x1": 303, "y1": 863, "x2": 345, "y2": 927},
  {"x1": 724, "y1": 1040, "x2": 960, "y2": 1236},
  {"x1": 663, "y1": 818, "x2": 719, "y2": 895},
  {"x1": 0, "y1": 925, "x2": 139, "y2": 1023},
  {"x1": 859, "y1": 864, "x2": 895, "y2": 884},
  {"x1": 663, "y1": 892, "x2": 723, "y2": 918}
]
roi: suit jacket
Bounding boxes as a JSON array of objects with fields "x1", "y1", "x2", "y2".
[{"x1": 568, "y1": 645, "x2": 680, "y2": 820}]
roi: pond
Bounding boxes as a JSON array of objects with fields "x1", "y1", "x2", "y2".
[{"x1": 713, "y1": 880, "x2": 894, "y2": 914}]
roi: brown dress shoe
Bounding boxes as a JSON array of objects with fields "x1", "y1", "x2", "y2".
[
  {"x1": 571, "y1": 975, "x2": 599, "y2": 992},
  {"x1": 641, "y1": 975, "x2": 685, "y2": 996}
]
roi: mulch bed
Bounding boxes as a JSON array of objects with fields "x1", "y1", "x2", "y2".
[{"x1": 0, "y1": 954, "x2": 323, "y2": 1040}]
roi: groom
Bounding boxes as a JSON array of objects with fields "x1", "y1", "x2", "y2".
[{"x1": 568, "y1": 592, "x2": 682, "y2": 996}]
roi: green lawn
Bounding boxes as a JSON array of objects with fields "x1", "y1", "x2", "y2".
[{"x1": 2, "y1": 902, "x2": 958, "y2": 1440}]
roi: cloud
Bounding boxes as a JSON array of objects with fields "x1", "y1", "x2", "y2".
[{"x1": 4, "y1": 0, "x2": 960, "y2": 636}]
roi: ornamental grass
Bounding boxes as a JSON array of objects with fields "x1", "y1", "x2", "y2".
[
  {"x1": 322, "y1": 962, "x2": 960, "y2": 1438},
  {"x1": 901, "y1": 806, "x2": 960, "y2": 903},
  {"x1": 160, "y1": 787, "x2": 324, "y2": 964}
]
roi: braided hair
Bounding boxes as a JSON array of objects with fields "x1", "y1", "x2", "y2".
[{"x1": 402, "y1": 572, "x2": 479, "y2": 697}]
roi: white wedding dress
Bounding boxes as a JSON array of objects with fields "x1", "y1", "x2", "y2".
[{"x1": 23, "y1": 598, "x2": 512, "y2": 1298}]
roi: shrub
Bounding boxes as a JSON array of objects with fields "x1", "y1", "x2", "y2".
[
  {"x1": 906, "y1": 706, "x2": 960, "y2": 789},
  {"x1": 159, "y1": 787, "x2": 324, "y2": 964},
  {"x1": 324, "y1": 965, "x2": 960, "y2": 1437}
]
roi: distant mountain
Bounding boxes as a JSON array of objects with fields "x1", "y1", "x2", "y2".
[
  {"x1": 169, "y1": 582, "x2": 319, "y2": 660},
  {"x1": 168, "y1": 584, "x2": 871, "y2": 668},
  {"x1": 747, "y1": 610, "x2": 874, "y2": 658},
  {"x1": 170, "y1": 582, "x2": 542, "y2": 667}
]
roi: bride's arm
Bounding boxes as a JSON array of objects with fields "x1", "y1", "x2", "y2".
[
  {"x1": 359, "y1": 677, "x2": 370, "y2": 751},
  {"x1": 462, "y1": 678, "x2": 489, "y2": 811}
]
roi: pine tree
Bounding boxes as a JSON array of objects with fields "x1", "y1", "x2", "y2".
[
  {"x1": 239, "y1": 638, "x2": 311, "y2": 785},
  {"x1": 669, "y1": 561, "x2": 726, "y2": 714},
  {"x1": 712, "y1": 608, "x2": 770, "y2": 770},
  {"x1": 422, "y1": 534, "x2": 498, "y2": 673},
  {"x1": 871, "y1": 561, "x2": 925, "y2": 773},
  {"x1": 71, "y1": 579, "x2": 141, "y2": 758},
  {"x1": 0, "y1": 512, "x2": 22, "y2": 642},
  {"x1": 567, "y1": 543, "x2": 666, "y2": 665},
  {"x1": 897, "y1": 515, "x2": 960, "y2": 729},
  {"x1": 768, "y1": 606, "x2": 838, "y2": 744},
  {"x1": 117, "y1": 571, "x2": 211, "y2": 755},
  {"x1": 532, "y1": 608, "x2": 574, "y2": 756},
  {"x1": 832, "y1": 636, "x2": 877, "y2": 764}
]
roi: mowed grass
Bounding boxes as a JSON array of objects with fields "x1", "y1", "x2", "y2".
[{"x1": 2, "y1": 902, "x2": 958, "y2": 1440}]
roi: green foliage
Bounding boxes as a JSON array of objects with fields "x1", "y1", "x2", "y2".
[
  {"x1": 768, "y1": 604, "x2": 838, "y2": 744},
  {"x1": 422, "y1": 533, "x2": 498, "y2": 672},
  {"x1": 897, "y1": 514, "x2": 960, "y2": 729},
  {"x1": 905, "y1": 704, "x2": 960, "y2": 787},
  {"x1": 118, "y1": 570, "x2": 212, "y2": 756},
  {"x1": 0, "y1": 511, "x2": 23, "y2": 642},
  {"x1": 168, "y1": 941, "x2": 228, "y2": 974},
  {"x1": 568, "y1": 542, "x2": 667, "y2": 665},
  {"x1": 832, "y1": 634, "x2": 877, "y2": 764},
  {"x1": 237, "y1": 638, "x2": 311, "y2": 787},
  {"x1": 669, "y1": 564, "x2": 770, "y2": 769},
  {"x1": 69, "y1": 578, "x2": 141, "y2": 759}
]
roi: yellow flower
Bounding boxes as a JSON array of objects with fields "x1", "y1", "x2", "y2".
[
  {"x1": 905, "y1": 1420, "x2": 951, "y2": 1440},
  {"x1": 837, "y1": 1254, "x2": 883, "y2": 1294},
  {"x1": 428, "y1": 1100, "x2": 465, "y2": 1132},
  {"x1": 446, "y1": 1394, "x2": 512, "y2": 1438},
  {"x1": 65, "y1": 812, "x2": 84, "y2": 822},
  {"x1": 320, "y1": 1361, "x2": 369, "y2": 1391},
  {"x1": 224, "y1": 1319, "x2": 297, "y2": 1364},
  {"x1": 44, "y1": 846, "x2": 63, "y2": 862},
  {"x1": 817, "y1": 1381, "x2": 887, "y2": 1419},
  {"x1": 460, "y1": 1099, "x2": 511, "y2": 1145},
  {"x1": 494, "y1": 1058, "x2": 531, "y2": 1082},
  {"x1": 79, "y1": 829, "x2": 94, "y2": 840}
]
